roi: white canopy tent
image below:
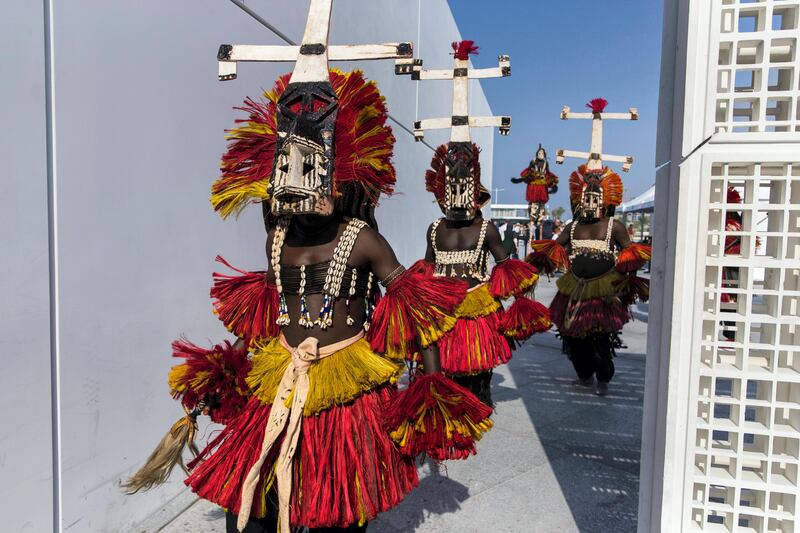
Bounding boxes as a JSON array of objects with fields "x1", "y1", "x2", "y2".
[{"x1": 619, "y1": 184, "x2": 655, "y2": 213}]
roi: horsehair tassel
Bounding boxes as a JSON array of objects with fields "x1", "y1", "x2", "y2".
[{"x1": 121, "y1": 405, "x2": 202, "y2": 494}]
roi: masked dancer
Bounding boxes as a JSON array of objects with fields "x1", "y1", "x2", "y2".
[
  {"x1": 528, "y1": 99, "x2": 650, "y2": 396},
  {"x1": 400, "y1": 41, "x2": 551, "y2": 407},
  {"x1": 512, "y1": 145, "x2": 559, "y2": 240},
  {"x1": 123, "y1": 4, "x2": 493, "y2": 532}
]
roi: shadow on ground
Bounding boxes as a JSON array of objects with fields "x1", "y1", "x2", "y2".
[
  {"x1": 372, "y1": 276, "x2": 647, "y2": 533},
  {"x1": 498, "y1": 327, "x2": 645, "y2": 533}
]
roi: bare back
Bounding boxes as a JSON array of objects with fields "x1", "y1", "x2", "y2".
[{"x1": 425, "y1": 217, "x2": 508, "y2": 288}]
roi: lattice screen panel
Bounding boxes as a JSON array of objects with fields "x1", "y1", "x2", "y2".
[
  {"x1": 691, "y1": 162, "x2": 800, "y2": 532},
  {"x1": 716, "y1": 0, "x2": 800, "y2": 133}
]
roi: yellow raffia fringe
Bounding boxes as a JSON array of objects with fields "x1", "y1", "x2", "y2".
[
  {"x1": 354, "y1": 474, "x2": 367, "y2": 527},
  {"x1": 389, "y1": 392, "x2": 493, "y2": 446},
  {"x1": 168, "y1": 366, "x2": 213, "y2": 396},
  {"x1": 515, "y1": 271, "x2": 539, "y2": 294},
  {"x1": 210, "y1": 93, "x2": 277, "y2": 219},
  {"x1": 467, "y1": 332, "x2": 489, "y2": 370},
  {"x1": 556, "y1": 269, "x2": 627, "y2": 300},
  {"x1": 413, "y1": 312, "x2": 458, "y2": 348},
  {"x1": 455, "y1": 284, "x2": 501, "y2": 318},
  {"x1": 247, "y1": 337, "x2": 402, "y2": 415},
  {"x1": 169, "y1": 356, "x2": 246, "y2": 398},
  {"x1": 168, "y1": 364, "x2": 190, "y2": 395},
  {"x1": 384, "y1": 312, "x2": 458, "y2": 361},
  {"x1": 210, "y1": 179, "x2": 270, "y2": 220},
  {"x1": 503, "y1": 316, "x2": 552, "y2": 338}
]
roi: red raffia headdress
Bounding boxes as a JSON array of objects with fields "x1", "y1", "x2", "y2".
[
  {"x1": 425, "y1": 143, "x2": 491, "y2": 209},
  {"x1": 211, "y1": 69, "x2": 396, "y2": 219},
  {"x1": 568, "y1": 164, "x2": 623, "y2": 210}
]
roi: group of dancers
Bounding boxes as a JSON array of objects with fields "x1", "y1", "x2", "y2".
[{"x1": 124, "y1": 2, "x2": 651, "y2": 531}]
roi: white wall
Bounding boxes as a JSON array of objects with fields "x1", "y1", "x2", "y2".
[
  {"x1": 0, "y1": 2, "x2": 54, "y2": 533},
  {"x1": 1, "y1": 1, "x2": 494, "y2": 531}
]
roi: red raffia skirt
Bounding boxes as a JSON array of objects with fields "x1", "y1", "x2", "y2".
[
  {"x1": 549, "y1": 269, "x2": 631, "y2": 338},
  {"x1": 526, "y1": 183, "x2": 549, "y2": 204},
  {"x1": 438, "y1": 284, "x2": 511, "y2": 375},
  {"x1": 184, "y1": 336, "x2": 417, "y2": 529}
]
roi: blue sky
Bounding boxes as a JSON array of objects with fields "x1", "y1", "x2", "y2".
[{"x1": 450, "y1": 0, "x2": 664, "y2": 210}]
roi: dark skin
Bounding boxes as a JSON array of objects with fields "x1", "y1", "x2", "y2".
[
  {"x1": 424, "y1": 215, "x2": 509, "y2": 289},
  {"x1": 552, "y1": 215, "x2": 634, "y2": 284},
  {"x1": 230, "y1": 210, "x2": 443, "y2": 374},
  {"x1": 557, "y1": 216, "x2": 632, "y2": 251}
]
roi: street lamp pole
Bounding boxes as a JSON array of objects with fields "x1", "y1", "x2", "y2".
[{"x1": 492, "y1": 187, "x2": 505, "y2": 203}]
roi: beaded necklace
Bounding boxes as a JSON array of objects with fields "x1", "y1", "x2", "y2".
[
  {"x1": 430, "y1": 218, "x2": 491, "y2": 281},
  {"x1": 569, "y1": 217, "x2": 615, "y2": 261},
  {"x1": 271, "y1": 217, "x2": 370, "y2": 330}
]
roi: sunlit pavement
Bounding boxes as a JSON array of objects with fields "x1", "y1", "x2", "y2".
[{"x1": 156, "y1": 276, "x2": 647, "y2": 533}]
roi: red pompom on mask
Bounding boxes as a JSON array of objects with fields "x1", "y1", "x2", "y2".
[
  {"x1": 586, "y1": 98, "x2": 608, "y2": 113},
  {"x1": 451, "y1": 40, "x2": 479, "y2": 60}
]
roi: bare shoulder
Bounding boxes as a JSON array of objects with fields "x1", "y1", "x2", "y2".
[
  {"x1": 484, "y1": 218, "x2": 502, "y2": 239},
  {"x1": 426, "y1": 220, "x2": 438, "y2": 239},
  {"x1": 611, "y1": 218, "x2": 628, "y2": 236},
  {"x1": 612, "y1": 218, "x2": 627, "y2": 231},
  {"x1": 355, "y1": 224, "x2": 392, "y2": 254}
]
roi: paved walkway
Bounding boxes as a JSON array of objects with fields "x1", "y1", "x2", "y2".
[{"x1": 158, "y1": 276, "x2": 648, "y2": 533}]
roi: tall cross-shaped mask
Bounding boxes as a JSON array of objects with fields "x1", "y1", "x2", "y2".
[
  {"x1": 399, "y1": 40, "x2": 511, "y2": 221},
  {"x1": 218, "y1": 0, "x2": 413, "y2": 215},
  {"x1": 556, "y1": 98, "x2": 638, "y2": 172}
]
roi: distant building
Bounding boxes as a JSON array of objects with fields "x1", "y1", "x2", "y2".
[{"x1": 489, "y1": 203, "x2": 532, "y2": 221}]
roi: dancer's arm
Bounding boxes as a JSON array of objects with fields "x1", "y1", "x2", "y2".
[
  {"x1": 485, "y1": 220, "x2": 509, "y2": 261},
  {"x1": 612, "y1": 219, "x2": 633, "y2": 250},
  {"x1": 556, "y1": 222, "x2": 571, "y2": 246},
  {"x1": 424, "y1": 223, "x2": 435, "y2": 263}
]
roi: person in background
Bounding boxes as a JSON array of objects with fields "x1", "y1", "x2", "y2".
[
  {"x1": 420, "y1": 123, "x2": 550, "y2": 407},
  {"x1": 527, "y1": 166, "x2": 651, "y2": 396},
  {"x1": 497, "y1": 219, "x2": 508, "y2": 237},
  {"x1": 503, "y1": 221, "x2": 518, "y2": 258},
  {"x1": 540, "y1": 219, "x2": 555, "y2": 241},
  {"x1": 627, "y1": 223, "x2": 636, "y2": 241},
  {"x1": 515, "y1": 223, "x2": 528, "y2": 256}
]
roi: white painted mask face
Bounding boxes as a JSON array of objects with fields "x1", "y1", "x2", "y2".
[
  {"x1": 579, "y1": 188, "x2": 604, "y2": 220},
  {"x1": 270, "y1": 81, "x2": 337, "y2": 216},
  {"x1": 272, "y1": 133, "x2": 332, "y2": 215}
]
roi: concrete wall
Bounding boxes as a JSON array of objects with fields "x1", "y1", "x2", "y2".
[{"x1": 1, "y1": 1, "x2": 493, "y2": 531}]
